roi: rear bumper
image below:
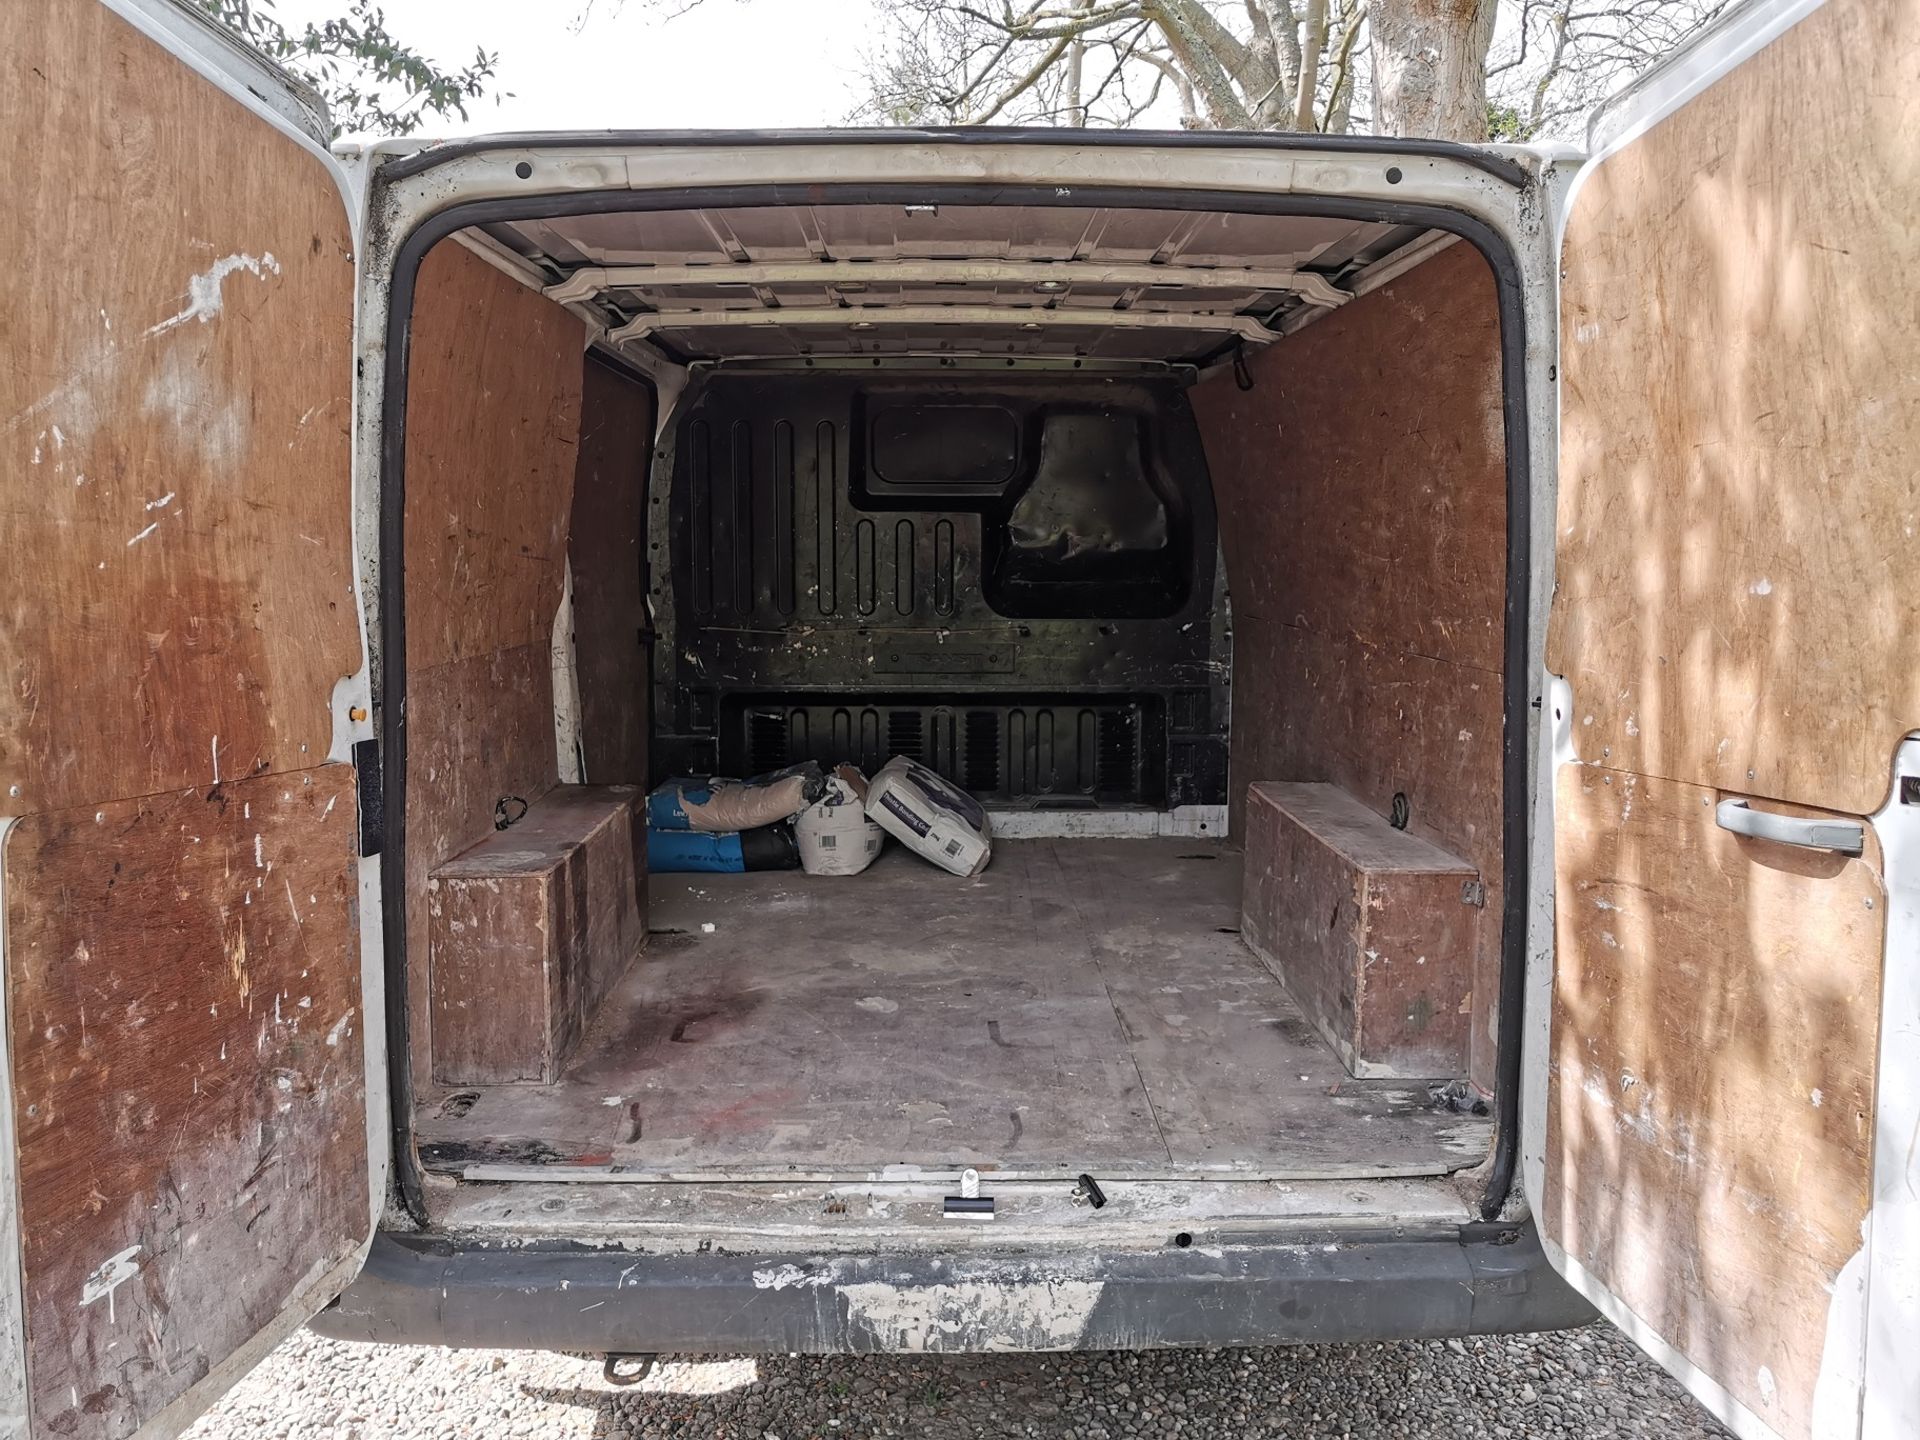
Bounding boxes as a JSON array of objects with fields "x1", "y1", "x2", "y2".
[{"x1": 313, "y1": 1220, "x2": 1595, "y2": 1353}]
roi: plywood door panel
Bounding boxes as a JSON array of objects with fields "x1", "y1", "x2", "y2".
[
  {"x1": 1548, "y1": 0, "x2": 1920, "y2": 816},
  {"x1": 570, "y1": 359, "x2": 655, "y2": 784},
  {"x1": 1545, "y1": 2, "x2": 1913, "y2": 1431},
  {"x1": 1, "y1": 5, "x2": 369, "y2": 1436},
  {"x1": 0, "y1": 0, "x2": 359, "y2": 816},
  {"x1": 6, "y1": 770, "x2": 366, "y2": 1439},
  {"x1": 1546, "y1": 767, "x2": 1881, "y2": 1439}
]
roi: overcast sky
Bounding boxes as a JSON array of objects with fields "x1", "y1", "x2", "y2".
[{"x1": 274, "y1": 0, "x2": 879, "y2": 133}]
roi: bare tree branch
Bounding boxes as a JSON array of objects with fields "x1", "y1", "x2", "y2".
[
  {"x1": 967, "y1": 29, "x2": 1078, "y2": 120},
  {"x1": 829, "y1": 0, "x2": 1724, "y2": 142}
]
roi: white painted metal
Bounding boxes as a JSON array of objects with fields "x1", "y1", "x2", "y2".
[
  {"x1": 546, "y1": 259, "x2": 1352, "y2": 308},
  {"x1": 438, "y1": 1174, "x2": 1476, "y2": 1251},
  {"x1": 984, "y1": 804, "x2": 1227, "y2": 840},
  {"x1": 0, "y1": 818, "x2": 25, "y2": 1440},
  {"x1": 363, "y1": 140, "x2": 1525, "y2": 235},
  {"x1": 552, "y1": 559, "x2": 584, "y2": 785},
  {"x1": 1860, "y1": 736, "x2": 1920, "y2": 1440},
  {"x1": 610, "y1": 303, "x2": 1285, "y2": 346},
  {"x1": 1581, "y1": 0, "x2": 1832, "y2": 172}
]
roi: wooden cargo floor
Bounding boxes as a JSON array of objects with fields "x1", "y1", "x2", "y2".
[{"x1": 415, "y1": 838, "x2": 1492, "y2": 1179}]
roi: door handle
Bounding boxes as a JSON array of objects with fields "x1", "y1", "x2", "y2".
[{"x1": 1715, "y1": 799, "x2": 1865, "y2": 856}]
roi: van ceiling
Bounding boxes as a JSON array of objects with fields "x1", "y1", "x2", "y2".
[{"x1": 477, "y1": 204, "x2": 1436, "y2": 364}]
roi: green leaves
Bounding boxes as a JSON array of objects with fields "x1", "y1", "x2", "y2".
[{"x1": 199, "y1": 0, "x2": 503, "y2": 138}]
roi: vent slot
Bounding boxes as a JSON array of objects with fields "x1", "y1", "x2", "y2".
[
  {"x1": 1096, "y1": 710, "x2": 1139, "y2": 796},
  {"x1": 887, "y1": 710, "x2": 925, "y2": 764},
  {"x1": 747, "y1": 709, "x2": 790, "y2": 775},
  {"x1": 719, "y1": 695, "x2": 1165, "y2": 806},
  {"x1": 964, "y1": 710, "x2": 1001, "y2": 793}
]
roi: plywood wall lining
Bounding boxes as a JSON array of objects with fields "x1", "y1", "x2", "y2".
[
  {"x1": 402, "y1": 239, "x2": 588, "y2": 1089},
  {"x1": 1548, "y1": 0, "x2": 1920, "y2": 818},
  {"x1": 1191, "y1": 240, "x2": 1508, "y2": 1088},
  {"x1": 404, "y1": 243, "x2": 588, "y2": 675}
]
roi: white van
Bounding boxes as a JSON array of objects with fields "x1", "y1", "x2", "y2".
[{"x1": 2, "y1": 1, "x2": 1913, "y2": 1437}]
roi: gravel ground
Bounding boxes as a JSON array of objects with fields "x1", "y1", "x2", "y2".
[{"x1": 186, "y1": 1323, "x2": 1731, "y2": 1438}]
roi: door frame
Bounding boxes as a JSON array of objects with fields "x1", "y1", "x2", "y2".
[{"x1": 354, "y1": 138, "x2": 1561, "y2": 1221}]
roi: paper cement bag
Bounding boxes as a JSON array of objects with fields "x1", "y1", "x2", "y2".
[
  {"x1": 865, "y1": 756, "x2": 991, "y2": 877},
  {"x1": 795, "y1": 765, "x2": 887, "y2": 876}
]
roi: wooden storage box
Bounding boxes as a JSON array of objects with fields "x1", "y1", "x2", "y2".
[
  {"x1": 428, "y1": 785, "x2": 646, "y2": 1084},
  {"x1": 1242, "y1": 782, "x2": 1479, "y2": 1078}
]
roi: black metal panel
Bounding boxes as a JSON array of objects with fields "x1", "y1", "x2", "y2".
[
  {"x1": 721, "y1": 694, "x2": 1162, "y2": 806},
  {"x1": 659, "y1": 374, "x2": 1226, "y2": 807},
  {"x1": 315, "y1": 1222, "x2": 1596, "y2": 1352}
]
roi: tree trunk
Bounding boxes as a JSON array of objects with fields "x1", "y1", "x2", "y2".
[
  {"x1": 1293, "y1": 0, "x2": 1328, "y2": 129},
  {"x1": 1065, "y1": 0, "x2": 1090, "y2": 125},
  {"x1": 1368, "y1": 0, "x2": 1496, "y2": 140}
]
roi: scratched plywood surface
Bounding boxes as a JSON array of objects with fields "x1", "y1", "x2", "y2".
[
  {"x1": 5, "y1": 769, "x2": 366, "y2": 1440},
  {"x1": 1, "y1": 7, "x2": 370, "y2": 1438},
  {"x1": 414, "y1": 840, "x2": 1491, "y2": 1178},
  {"x1": 429, "y1": 786, "x2": 646, "y2": 1085},
  {"x1": 1193, "y1": 241, "x2": 1507, "y2": 678},
  {"x1": 404, "y1": 242, "x2": 586, "y2": 675},
  {"x1": 1191, "y1": 247, "x2": 1506, "y2": 1087},
  {"x1": 404, "y1": 647, "x2": 560, "y2": 1091},
  {"x1": 569, "y1": 359, "x2": 654, "y2": 784},
  {"x1": 0, "y1": 0, "x2": 360, "y2": 815},
  {"x1": 403, "y1": 241, "x2": 587, "y2": 1087},
  {"x1": 1545, "y1": 767, "x2": 1881, "y2": 1439},
  {"x1": 1549, "y1": 0, "x2": 1920, "y2": 817},
  {"x1": 1242, "y1": 783, "x2": 1478, "y2": 1078}
]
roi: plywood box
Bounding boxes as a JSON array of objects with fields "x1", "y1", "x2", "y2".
[
  {"x1": 1242, "y1": 782, "x2": 1478, "y2": 1079},
  {"x1": 429, "y1": 785, "x2": 647, "y2": 1084}
]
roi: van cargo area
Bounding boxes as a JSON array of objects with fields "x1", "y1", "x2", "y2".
[{"x1": 396, "y1": 201, "x2": 1513, "y2": 1229}]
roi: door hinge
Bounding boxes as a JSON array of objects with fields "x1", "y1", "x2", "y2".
[{"x1": 352, "y1": 738, "x2": 384, "y2": 857}]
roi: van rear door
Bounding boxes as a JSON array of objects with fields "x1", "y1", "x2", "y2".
[
  {"x1": 1539, "y1": 0, "x2": 1918, "y2": 1437},
  {"x1": 0, "y1": 2, "x2": 378, "y2": 1435}
]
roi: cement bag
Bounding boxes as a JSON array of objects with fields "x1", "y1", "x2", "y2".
[
  {"x1": 866, "y1": 756, "x2": 991, "y2": 877},
  {"x1": 796, "y1": 765, "x2": 886, "y2": 876},
  {"x1": 648, "y1": 822, "x2": 801, "y2": 873},
  {"x1": 646, "y1": 762, "x2": 824, "y2": 833}
]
